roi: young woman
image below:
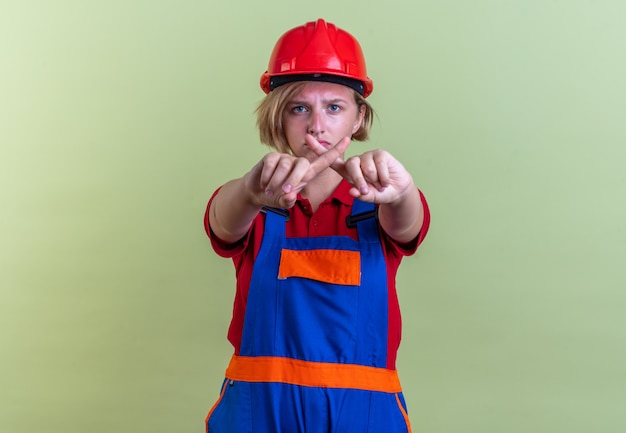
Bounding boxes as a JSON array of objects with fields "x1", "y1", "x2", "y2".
[{"x1": 205, "y1": 18, "x2": 430, "y2": 433}]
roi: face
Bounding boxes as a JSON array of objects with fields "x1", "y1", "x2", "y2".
[{"x1": 282, "y1": 81, "x2": 365, "y2": 158}]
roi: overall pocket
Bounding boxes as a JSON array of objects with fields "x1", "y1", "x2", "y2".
[
  {"x1": 205, "y1": 380, "x2": 251, "y2": 433},
  {"x1": 274, "y1": 248, "x2": 361, "y2": 362},
  {"x1": 365, "y1": 391, "x2": 413, "y2": 433}
]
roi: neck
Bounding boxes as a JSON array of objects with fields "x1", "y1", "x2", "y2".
[{"x1": 300, "y1": 169, "x2": 343, "y2": 212}]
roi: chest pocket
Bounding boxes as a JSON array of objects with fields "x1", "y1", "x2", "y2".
[
  {"x1": 274, "y1": 246, "x2": 363, "y2": 363},
  {"x1": 278, "y1": 248, "x2": 361, "y2": 286}
]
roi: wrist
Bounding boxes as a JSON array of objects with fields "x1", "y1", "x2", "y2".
[
  {"x1": 389, "y1": 181, "x2": 417, "y2": 208},
  {"x1": 241, "y1": 173, "x2": 266, "y2": 209}
]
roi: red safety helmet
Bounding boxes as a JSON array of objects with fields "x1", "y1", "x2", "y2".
[{"x1": 260, "y1": 19, "x2": 374, "y2": 98}]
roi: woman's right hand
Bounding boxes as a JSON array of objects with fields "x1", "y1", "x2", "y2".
[
  {"x1": 209, "y1": 139, "x2": 349, "y2": 243},
  {"x1": 244, "y1": 138, "x2": 350, "y2": 209}
]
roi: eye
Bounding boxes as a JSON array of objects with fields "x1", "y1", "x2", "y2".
[
  {"x1": 328, "y1": 104, "x2": 341, "y2": 113},
  {"x1": 291, "y1": 105, "x2": 308, "y2": 114}
]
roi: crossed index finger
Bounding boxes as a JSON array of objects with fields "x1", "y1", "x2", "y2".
[{"x1": 301, "y1": 137, "x2": 350, "y2": 183}]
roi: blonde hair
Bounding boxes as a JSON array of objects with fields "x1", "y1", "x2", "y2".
[{"x1": 255, "y1": 81, "x2": 374, "y2": 154}]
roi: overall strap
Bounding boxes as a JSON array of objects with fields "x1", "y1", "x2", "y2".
[
  {"x1": 260, "y1": 206, "x2": 288, "y2": 241},
  {"x1": 347, "y1": 200, "x2": 379, "y2": 243}
]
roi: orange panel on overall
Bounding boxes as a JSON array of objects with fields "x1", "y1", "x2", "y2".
[{"x1": 278, "y1": 249, "x2": 361, "y2": 286}]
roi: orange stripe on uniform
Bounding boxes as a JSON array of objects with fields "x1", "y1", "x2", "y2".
[
  {"x1": 278, "y1": 249, "x2": 361, "y2": 286},
  {"x1": 395, "y1": 393, "x2": 413, "y2": 433},
  {"x1": 205, "y1": 380, "x2": 228, "y2": 433},
  {"x1": 224, "y1": 355, "x2": 402, "y2": 393}
]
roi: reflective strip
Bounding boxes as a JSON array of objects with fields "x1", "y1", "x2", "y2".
[
  {"x1": 225, "y1": 355, "x2": 402, "y2": 393},
  {"x1": 278, "y1": 249, "x2": 361, "y2": 286}
]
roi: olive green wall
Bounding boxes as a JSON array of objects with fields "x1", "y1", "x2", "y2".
[{"x1": 2, "y1": 1, "x2": 625, "y2": 432}]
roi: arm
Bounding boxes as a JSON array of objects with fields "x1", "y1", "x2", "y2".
[
  {"x1": 208, "y1": 176, "x2": 264, "y2": 244},
  {"x1": 344, "y1": 149, "x2": 423, "y2": 244},
  {"x1": 377, "y1": 182, "x2": 424, "y2": 244}
]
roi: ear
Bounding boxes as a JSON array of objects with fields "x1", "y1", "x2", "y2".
[{"x1": 352, "y1": 104, "x2": 366, "y2": 134}]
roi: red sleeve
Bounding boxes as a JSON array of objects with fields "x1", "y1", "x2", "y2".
[
  {"x1": 416, "y1": 189, "x2": 431, "y2": 247},
  {"x1": 380, "y1": 188, "x2": 431, "y2": 257},
  {"x1": 204, "y1": 186, "x2": 259, "y2": 258}
]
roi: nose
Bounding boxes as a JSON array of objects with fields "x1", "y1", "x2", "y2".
[{"x1": 307, "y1": 109, "x2": 325, "y2": 135}]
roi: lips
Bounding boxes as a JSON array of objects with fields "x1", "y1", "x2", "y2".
[{"x1": 304, "y1": 139, "x2": 331, "y2": 148}]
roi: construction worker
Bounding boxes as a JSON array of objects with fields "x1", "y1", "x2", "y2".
[{"x1": 204, "y1": 18, "x2": 430, "y2": 433}]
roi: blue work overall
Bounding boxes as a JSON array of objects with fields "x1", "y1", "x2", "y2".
[{"x1": 206, "y1": 200, "x2": 412, "y2": 433}]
